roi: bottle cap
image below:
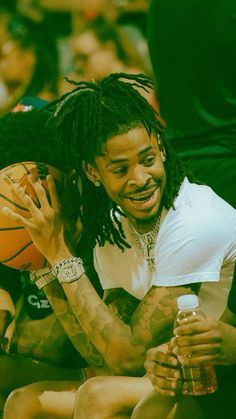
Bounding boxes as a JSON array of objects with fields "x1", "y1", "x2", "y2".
[{"x1": 177, "y1": 294, "x2": 199, "y2": 310}]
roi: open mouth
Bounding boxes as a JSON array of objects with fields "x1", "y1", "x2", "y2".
[
  {"x1": 129, "y1": 189, "x2": 156, "y2": 202},
  {"x1": 125, "y1": 187, "x2": 159, "y2": 209}
]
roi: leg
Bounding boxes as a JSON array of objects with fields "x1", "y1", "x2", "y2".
[
  {"x1": 74, "y1": 375, "x2": 153, "y2": 419},
  {"x1": 174, "y1": 397, "x2": 206, "y2": 419},
  {"x1": 131, "y1": 390, "x2": 206, "y2": 419},
  {"x1": 0, "y1": 353, "x2": 84, "y2": 396},
  {"x1": 3, "y1": 380, "x2": 82, "y2": 419},
  {"x1": 131, "y1": 389, "x2": 176, "y2": 419}
]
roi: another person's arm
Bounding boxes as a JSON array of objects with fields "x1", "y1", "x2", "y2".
[
  {"x1": 0, "y1": 265, "x2": 19, "y2": 350},
  {"x1": 0, "y1": 288, "x2": 15, "y2": 353}
]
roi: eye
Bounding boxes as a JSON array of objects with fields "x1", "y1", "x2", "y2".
[
  {"x1": 142, "y1": 156, "x2": 156, "y2": 166},
  {"x1": 112, "y1": 166, "x2": 128, "y2": 176}
]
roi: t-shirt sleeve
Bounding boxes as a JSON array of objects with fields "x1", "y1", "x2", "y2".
[{"x1": 154, "y1": 200, "x2": 236, "y2": 287}]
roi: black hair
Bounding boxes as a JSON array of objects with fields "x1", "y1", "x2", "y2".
[
  {"x1": 0, "y1": 109, "x2": 61, "y2": 170},
  {"x1": 50, "y1": 73, "x2": 190, "y2": 250}
]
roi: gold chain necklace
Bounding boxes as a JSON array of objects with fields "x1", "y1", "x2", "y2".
[{"x1": 129, "y1": 215, "x2": 161, "y2": 272}]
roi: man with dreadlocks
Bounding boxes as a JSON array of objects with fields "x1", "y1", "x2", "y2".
[{"x1": 2, "y1": 73, "x2": 236, "y2": 418}]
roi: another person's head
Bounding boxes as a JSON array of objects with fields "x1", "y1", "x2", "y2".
[
  {"x1": 0, "y1": 10, "x2": 59, "y2": 110},
  {"x1": 51, "y1": 73, "x2": 189, "y2": 249},
  {"x1": 70, "y1": 16, "x2": 148, "y2": 81}
]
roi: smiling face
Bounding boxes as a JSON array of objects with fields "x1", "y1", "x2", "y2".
[{"x1": 86, "y1": 126, "x2": 166, "y2": 232}]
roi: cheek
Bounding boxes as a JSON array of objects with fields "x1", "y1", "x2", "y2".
[
  {"x1": 151, "y1": 160, "x2": 166, "y2": 179},
  {"x1": 99, "y1": 175, "x2": 125, "y2": 200},
  {"x1": 101, "y1": 178, "x2": 121, "y2": 196}
]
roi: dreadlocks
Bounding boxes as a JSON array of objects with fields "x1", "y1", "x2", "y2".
[{"x1": 49, "y1": 73, "x2": 189, "y2": 250}]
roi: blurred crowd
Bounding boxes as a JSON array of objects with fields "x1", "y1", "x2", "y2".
[{"x1": 0, "y1": 0, "x2": 153, "y2": 114}]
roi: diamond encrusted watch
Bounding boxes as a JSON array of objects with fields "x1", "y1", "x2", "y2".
[
  {"x1": 30, "y1": 268, "x2": 56, "y2": 290},
  {"x1": 52, "y1": 257, "x2": 85, "y2": 284}
]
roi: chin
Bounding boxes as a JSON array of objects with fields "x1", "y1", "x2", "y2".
[{"x1": 130, "y1": 210, "x2": 160, "y2": 225}]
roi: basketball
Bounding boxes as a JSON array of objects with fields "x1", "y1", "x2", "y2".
[{"x1": 0, "y1": 162, "x2": 62, "y2": 271}]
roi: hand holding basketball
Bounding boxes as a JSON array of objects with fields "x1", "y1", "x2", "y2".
[
  {"x1": 1, "y1": 171, "x2": 72, "y2": 268},
  {"x1": 0, "y1": 162, "x2": 70, "y2": 270}
]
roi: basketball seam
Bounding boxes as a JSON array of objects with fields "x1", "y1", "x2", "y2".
[
  {"x1": 0, "y1": 226, "x2": 24, "y2": 231},
  {"x1": 0, "y1": 241, "x2": 34, "y2": 263},
  {"x1": 0, "y1": 193, "x2": 29, "y2": 212}
]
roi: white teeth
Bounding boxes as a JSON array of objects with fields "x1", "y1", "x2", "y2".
[{"x1": 131, "y1": 193, "x2": 153, "y2": 201}]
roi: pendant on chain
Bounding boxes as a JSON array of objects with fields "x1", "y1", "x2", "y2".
[{"x1": 142, "y1": 243, "x2": 156, "y2": 271}]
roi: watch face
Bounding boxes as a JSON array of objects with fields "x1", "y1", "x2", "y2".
[{"x1": 58, "y1": 262, "x2": 84, "y2": 283}]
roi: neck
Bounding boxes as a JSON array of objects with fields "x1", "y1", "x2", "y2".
[{"x1": 129, "y1": 206, "x2": 166, "y2": 234}]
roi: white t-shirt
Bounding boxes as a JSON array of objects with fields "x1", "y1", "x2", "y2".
[{"x1": 94, "y1": 178, "x2": 236, "y2": 317}]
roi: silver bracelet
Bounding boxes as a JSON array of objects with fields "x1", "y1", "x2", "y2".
[
  {"x1": 30, "y1": 268, "x2": 56, "y2": 290},
  {"x1": 52, "y1": 257, "x2": 85, "y2": 284}
]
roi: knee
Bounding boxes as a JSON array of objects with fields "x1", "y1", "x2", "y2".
[
  {"x1": 3, "y1": 384, "x2": 41, "y2": 419},
  {"x1": 75, "y1": 377, "x2": 110, "y2": 418},
  {"x1": 4, "y1": 388, "x2": 22, "y2": 417}
]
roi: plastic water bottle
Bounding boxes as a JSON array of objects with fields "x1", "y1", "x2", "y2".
[{"x1": 174, "y1": 294, "x2": 218, "y2": 396}]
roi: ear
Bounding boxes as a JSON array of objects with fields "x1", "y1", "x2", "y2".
[
  {"x1": 82, "y1": 161, "x2": 101, "y2": 185},
  {"x1": 157, "y1": 134, "x2": 166, "y2": 162}
]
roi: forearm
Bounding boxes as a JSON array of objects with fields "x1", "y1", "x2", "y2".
[
  {"x1": 62, "y1": 277, "x2": 191, "y2": 375},
  {"x1": 43, "y1": 281, "x2": 111, "y2": 375},
  {"x1": 61, "y1": 276, "x2": 134, "y2": 374},
  {"x1": 218, "y1": 323, "x2": 236, "y2": 365},
  {"x1": 0, "y1": 289, "x2": 15, "y2": 317},
  {"x1": 0, "y1": 289, "x2": 15, "y2": 338},
  {"x1": 219, "y1": 308, "x2": 236, "y2": 364}
]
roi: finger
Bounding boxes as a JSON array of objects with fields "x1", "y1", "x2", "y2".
[
  {"x1": 146, "y1": 349, "x2": 179, "y2": 367},
  {"x1": 46, "y1": 175, "x2": 61, "y2": 211},
  {"x1": 145, "y1": 359, "x2": 178, "y2": 379},
  {"x1": 27, "y1": 175, "x2": 52, "y2": 210},
  {"x1": 174, "y1": 331, "x2": 221, "y2": 348},
  {"x1": 1, "y1": 206, "x2": 34, "y2": 229},
  {"x1": 146, "y1": 362, "x2": 180, "y2": 379},
  {"x1": 179, "y1": 353, "x2": 220, "y2": 366},
  {"x1": 149, "y1": 374, "x2": 179, "y2": 397},
  {"x1": 10, "y1": 182, "x2": 42, "y2": 219},
  {"x1": 153, "y1": 385, "x2": 177, "y2": 398},
  {"x1": 174, "y1": 319, "x2": 216, "y2": 336},
  {"x1": 174, "y1": 342, "x2": 221, "y2": 357},
  {"x1": 186, "y1": 342, "x2": 220, "y2": 355}
]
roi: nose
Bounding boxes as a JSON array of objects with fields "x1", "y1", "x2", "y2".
[{"x1": 127, "y1": 166, "x2": 151, "y2": 187}]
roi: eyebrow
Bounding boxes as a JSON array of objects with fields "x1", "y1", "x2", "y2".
[{"x1": 106, "y1": 145, "x2": 153, "y2": 167}]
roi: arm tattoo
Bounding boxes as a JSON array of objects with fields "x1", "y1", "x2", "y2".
[
  {"x1": 44, "y1": 281, "x2": 111, "y2": 375},
  {"x1": 62, "y1": 274, "x2": 193, "y2": 374}
]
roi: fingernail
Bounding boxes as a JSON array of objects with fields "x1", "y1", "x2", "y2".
[
  {"x1": 174, "y1": 370, "x2": 180, "y2": 378},
  {"x1": 172, "y1": 347, "x2": 178, "y2": 355},
  {"x1": 2, "y1": 337, "x2": 9, "y2": 352},
  {"x1": 171, "y1": 358, "x2": 178, "y2": 366},
  {"x1": 2, "y1": 207, "x2": 10, "y2": 214}
]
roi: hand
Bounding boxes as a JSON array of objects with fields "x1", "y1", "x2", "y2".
[
  {"x1": 1, "y1": 175, "x2": 72, "y2": 266},
  {"x1": 144, "y1": 342, "x2": 180, "y2": 397},
  {"x1": 172, "y1": 317, "x2": 236, "y2": 366}
]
